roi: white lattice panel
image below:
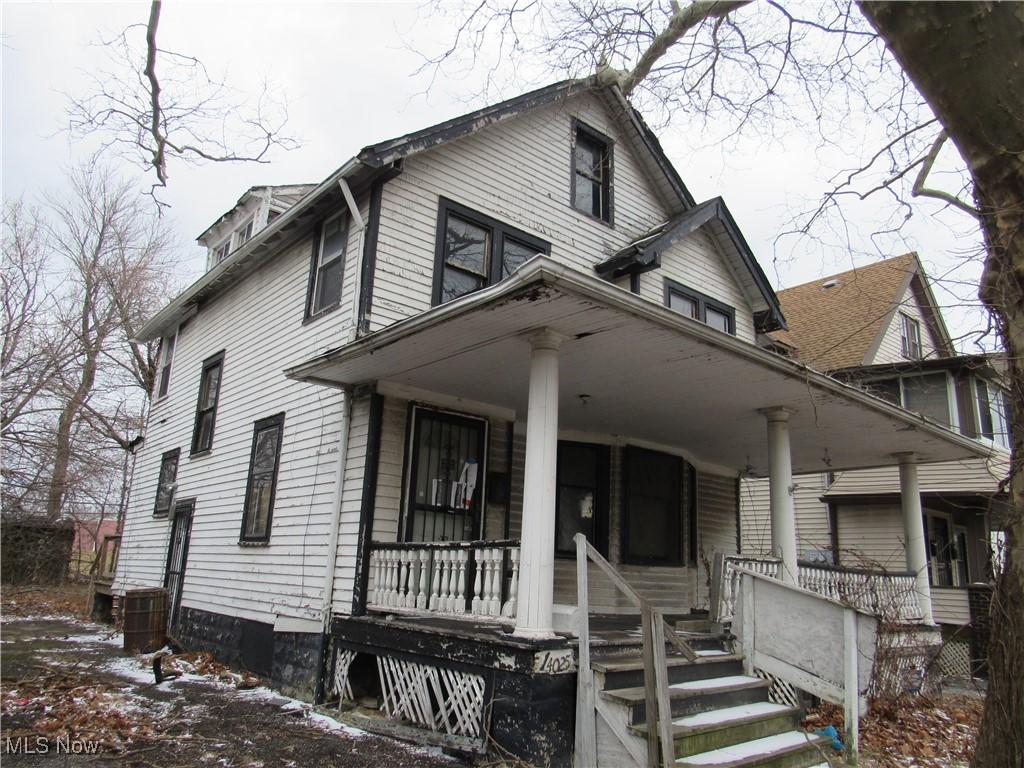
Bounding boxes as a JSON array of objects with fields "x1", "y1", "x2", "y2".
[
  {"x1": 331, "y1": 648, "x2": 356, "y2": 704},
  {"x1": 376, "y1": 654, "x2": 486, "y2": 737},
  {"x1": 938, "y1": 640, "x2": 972, "y2": 678},
  {"x1": 754, "y1": 668, "x2": 801, "y2": 708}
]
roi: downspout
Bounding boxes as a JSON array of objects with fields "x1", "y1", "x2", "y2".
[
  {"x1": 338, "y1": 178, "x2": 366, "y2": 344},
  {"x1": 320, "y1": 386, "x2": 353, "y2": 631}
]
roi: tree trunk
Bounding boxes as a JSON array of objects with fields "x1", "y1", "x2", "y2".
[{"x1": 858, "y1": 3, "x2": 1024, "y2": 766}]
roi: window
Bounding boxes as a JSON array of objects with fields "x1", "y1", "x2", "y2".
[
  {"x1": 863, "y1": 372, "x2": 954, "y2": 428},
  {"x1": 308, "y1": 213, "x2": 347, "y2": 317},
  {"x1": 155, "y1": 332, "x2": 176, "y2": 399},
  {"x1": 664, "y1": 279, "x2": 736, "y2": 335},
  {"x1": 153, "y1": 449, "x2": 180, "y2": 517},
  {"x1": 572, "y1": 121, "x2": 613, "y2": 223},
  {"x1": 555, "y1": 442, "x2": 610, "y2": 557},
  {"x1": 235, "y1": 217, "x2": 254, "y2": 247},
  {"x1": 214, "y1": 239, "x2": 232, "y2": 264},
  {"x1": 622, "y1": 446, "x2": 685, "y2": 566},
  {"x1": 976, "y1": 378, "x2": 1011, "y2": 449},
  {"x1": 240, "y1": 413, "x2": 285, "y2": 543},
  {"x1": 433, "y1": 199, "x2": 550, "y2": 305},
  {"x1": 900, "y1": 313, "x2": 922, "y2": 359},
  {"x1": 191, "y1": 351, "x2": 224, "y2": 455}
]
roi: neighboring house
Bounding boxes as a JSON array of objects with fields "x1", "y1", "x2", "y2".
[
  {"x1": 741, "y1": 254, "x2": 1009, "y2": 677},
  {"x1": 112, "y1": 80, "x2": 989, "y2": 765}
]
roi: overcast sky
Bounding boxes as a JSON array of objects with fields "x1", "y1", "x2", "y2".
[{"x1": 2, "y1": 1, "x2": 992, "y2": 348}]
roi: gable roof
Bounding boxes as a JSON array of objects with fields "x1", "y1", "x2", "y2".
[
  {"x1": 770, "y1": 253, "x2": 953, "y2": 371},
  {"x1": 595, "y1": 197, "x2": 786, "y2": 332}
]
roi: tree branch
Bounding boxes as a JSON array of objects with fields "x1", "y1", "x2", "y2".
[{"x1": 911, "y1": 129, "x2": 981, "y2": 219}]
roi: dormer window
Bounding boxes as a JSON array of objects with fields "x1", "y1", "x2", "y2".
[
  {"x1": 214, "y1": 239, "x2": 232, "y2": 264},
  {"x1": 235, "y1": 217, "x2": 254, "y2": 246},
  {"x1": 572, "y1": 121, "x2": 613, "y2": 224},
  {"x1": 900, "y1": 313, "x2": 922, "y2": 359}
]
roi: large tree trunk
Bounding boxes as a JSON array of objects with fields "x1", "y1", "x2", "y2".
[{"x1": 858, "y1": 3, "x2": 1024, "y2": 766}]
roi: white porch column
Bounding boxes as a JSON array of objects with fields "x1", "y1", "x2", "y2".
[
  {"x1": 760, "y1": 407, "x2": 798, "y2": 584},
  {"x1": 894, "y1": 452, "x2": 934, "y2": 624},
  {"x1": 514, "y1": 329, "x2": 564, "y2": 639}
]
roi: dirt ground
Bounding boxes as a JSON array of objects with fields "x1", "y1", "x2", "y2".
[{"x1": 1, "y1": 587, "x2": 458, "y2": 768}]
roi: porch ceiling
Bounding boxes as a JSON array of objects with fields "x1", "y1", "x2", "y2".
[{"x1": 286, "y1": 258, "x2": 991, "y2": 477}]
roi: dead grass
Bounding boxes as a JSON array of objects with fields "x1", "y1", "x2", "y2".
[{"x1": 1, "y1": 582, "x2": 92, "y2": 619}]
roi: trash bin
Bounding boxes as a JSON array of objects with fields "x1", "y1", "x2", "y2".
[{"x1": 123, "y1": 588, "x2": 167, "y2": 653}]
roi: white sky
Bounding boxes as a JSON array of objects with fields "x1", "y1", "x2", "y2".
[{"x1": 2, "y1": 1, "x2": 992, "y2": 349}]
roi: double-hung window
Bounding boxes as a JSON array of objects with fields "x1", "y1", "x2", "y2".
[
  {"x1": 153, "y1": 449, "x2": 180, "y2": 517},
  {"x1": 976, "y1": 379, "x2": 1011, "y2": 449},
  {"x1": 572, "y1": 121, "x2": 613, "y2": 223},
  {"x1": 863, "y1": 372, "x2": 955, "y2": 429},
  {"x1": 308, "y1": 213, "x2": 347, "y2": 317},
  {"x1": 155, "y1": 332, "x2": 176, "y2": 399},
  {"x1": 240, "y1": 413, "x2": 285, "y2": 543},
  {"x1": 664, "y1": 279, "x2": 736, "y2": 335},
  {"x1": 235, "y1": 217, "x2": 254, "y2": 247},
  {"x1": 191, "y1": 351, "x2": 224, "y2": 455},
  {"x1": 214, "y1": 239, "x2": 232, "y2": 264},
  {"x1": 900, "y1": 313, "x2": 922, "y2": 359},
  {"x1": 433, "y1": 199, "x2": 550, "y2": 305}
]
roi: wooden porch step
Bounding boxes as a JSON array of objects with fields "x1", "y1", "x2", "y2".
[
  {"x1": 674, "y1": 731, "x2": 832, "y2": 768},
  {"x1": 594, "y1": 652, "x2": 744, "y2": 691},
  {"x1": 601, "y1": 675, "x2": 772, "y2": 723}
]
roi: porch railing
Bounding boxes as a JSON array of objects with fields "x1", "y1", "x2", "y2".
[
  {"x1": 712, "y1": 554, "x2": 923, "y2": 624},
  {"x1": 367, "y1": 540, "x2": 520, "y2": 620}
]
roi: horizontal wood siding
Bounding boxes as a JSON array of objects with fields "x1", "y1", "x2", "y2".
[
  {"x1": 696, "y1": 472, "x2": 739, "y2": 609},
  {"x1": 930, "y1": 587, "x2": 971, "y2": 626},
  {"x1": 825, "y1": 456, "x2": 1008, "y2": 497},
  {"x1": 370, "y1": 397, "x2": 408, "y2": 542},
  {"x1": 835, "y1": 503, "x2": 907, "y2": 569},
  {"x1": 331, "y1": 396, "x2": 371, "y2": 614},
  {"x1": 873, "y1": 284, "x2": 941, "y2": 364},
  {"x1": 739, "y1": 474, "x2": 833, "y2": 557}
]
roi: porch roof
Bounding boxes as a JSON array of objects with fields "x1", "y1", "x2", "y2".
[{"x1": 285, "y1": 258, "x2": 991, "y2": 477}]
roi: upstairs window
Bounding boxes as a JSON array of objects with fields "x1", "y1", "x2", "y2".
[
  {"x1": 214, "y1": 239, "x2": 232, "y2": 264},
  {"x1": 664, "y1": 279, "x2": 736, "y2": 335},
  {"x1": 307, "y1": 213, "x2": 347, "y2": 317},
  {"x1": 191, "y1": 351, "x2": 224, "y2": 455},
  {"x1": 863, "y1": 372, "x2": 955, "y2": 429},
  {"x1": 976, "y1": 379, "x2": 1011, "y2": 449},
  {"x1": 433, "y1": 199, "x2": 550, "y2": 305},
  {"x1": 235, "y1": 217, "x2": 254, "y2": 247},
  {"x1": 900, "y1": 313, "x2": 922, "y2": 359},
  {"x1": 240, "y1": 413, "x2": 285, "y2": 543},
  {"x1": 153, "y1": 448, "x2": 180, "y2": 517},
  {"x1": 572, "y1": 121, "x2": 613, "y2": 223},
  {"x1": 155, "y1": 332, "x2": 176, "y2": 400}
]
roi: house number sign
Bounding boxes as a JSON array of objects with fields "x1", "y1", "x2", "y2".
[{"x1": 533, "y1": 649, "x2": 575, "y2": 674}]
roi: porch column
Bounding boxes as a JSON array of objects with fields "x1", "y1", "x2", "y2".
[
  {"x1": 514, "y1": 329, "x2": 564, "y2": 639},
  {"x1": 760, "y1": 407, "x2": 798, "y2": 584},
  {"x1": 894, "y1": 452, "x2": 934, "y2": 624}
]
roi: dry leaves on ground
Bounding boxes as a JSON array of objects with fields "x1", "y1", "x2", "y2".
[{"x1": 1, "y1": 583, "x2": 91, "y2": 618}]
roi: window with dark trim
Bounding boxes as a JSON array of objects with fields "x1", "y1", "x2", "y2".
[
  {"x1": 622, "y1": 446, "x2": 685, "y2": 566},
  {"x1": 664, "y1": 279, "x2": 736, "y2": 335},
  {"x1": 307, "y1": 212, "x2": 348, "y2": 317},
  {"x1": 240, "y1": 413, "x2": 285, "y2": 543},
  {"x1": 571, "y1": 121, "x2": 613, "y2": 223},
  {"x1": 191, "y1": 351, "x2": 224, "y2": 455},
  {"x1": 153, "y1": 448, "x2": 180, "y2": 517},
  {"x1": 155, "y1": 332, "x2": 176, "y2": 399},
  {"x1": 555, "y1": 441, "x2": 610, "y2": 557},
  {"x1": 900, "y1": 313, "x2": 922, "y2": 359},
  {"x1": 433, "y1": 199, "x2": 550, "y2": 305}
]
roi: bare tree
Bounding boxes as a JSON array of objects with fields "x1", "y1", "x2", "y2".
[
  {"x1": 418, "y1": 2, "x2": 1023, "y2": 763},
  {"x1": 65, "y1": 0, "x2": 299, "y2": 206}
]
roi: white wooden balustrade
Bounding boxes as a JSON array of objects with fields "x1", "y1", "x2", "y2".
[
  {"x1": 367, "y1": 541, "x2": 520, "y2": 621},
  {"x1": 712, "y1": 554, "x2": 923, "y2": 623}
]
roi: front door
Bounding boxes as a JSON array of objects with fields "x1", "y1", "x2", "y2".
[
  {"x1": 164, "y1": 500, "x2": 194, "y2": 632},
  {"x1": 404, "y1": 408, "x2": 487, "y2": 542},
  {"x1": 555, "y1": 441, "x2": 610, "y2": 556}
]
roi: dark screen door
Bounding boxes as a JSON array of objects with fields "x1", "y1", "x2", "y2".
[
  {"x1": 164, "y1": 500, "x2": 194, "y2": 631},
  {"x1": 623, "y1": 446, "x2": 683, "y2": 565},
  {"x1": 555, "y1": 441, "x2": 609, "y2": 556}
]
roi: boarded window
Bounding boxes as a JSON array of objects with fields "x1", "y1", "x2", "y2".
[
  {"x1": 240, "y1": 414, "x2": 285, "y2": 542},
  {"x1": 623, "y1": 446, "x2": 684, "y2": 566}
]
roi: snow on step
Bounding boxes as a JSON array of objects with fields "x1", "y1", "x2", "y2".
[
  {"x1": 678, "y1": 731, "x2": 815, "y2": 765},
  {"x1": 674, "y1": 702, "x2": 790, "y2": 728},
  {"x1": 695, "y1": 650, "x2": 730, "y2": 657},
  {"x1": 671, "y1": 675, "x2": 762, "y2": 691}
]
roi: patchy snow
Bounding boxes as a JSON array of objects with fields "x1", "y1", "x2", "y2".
[
  {"x1": 102, "y1": 655, "x2": 158, "y2": 685},
  {"x1": 236, "y1": 687, "x2": 366, "y2": 738},
  {"x1": 674, "y1": 702, "x2": 790, "y2": 728},
  {"x1": 671, "y1": 675, "x2": 761, "y2": 691},
  {"x1": 63, "y1": 632, "x2": 124, "y2": 646},
  {"x1": 679, "y1": 731, "x2": 815, "y2": 765}
]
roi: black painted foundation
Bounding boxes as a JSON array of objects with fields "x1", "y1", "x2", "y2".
[{"x1": 176, "y1": 606, "x2": 324, "y2": 700}]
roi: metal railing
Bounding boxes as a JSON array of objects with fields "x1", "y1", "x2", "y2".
[{"x1": 367, "y1": 540, "x2": 520, "y2": 620}]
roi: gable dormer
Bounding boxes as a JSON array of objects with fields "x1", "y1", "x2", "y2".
[{"x1": 198, "y1": 184, "x2": 315, "y2": 271}]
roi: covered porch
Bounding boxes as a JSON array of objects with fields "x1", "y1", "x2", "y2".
[{"x1": 288, "y1": 257, "x2": 989, "y2": 635}]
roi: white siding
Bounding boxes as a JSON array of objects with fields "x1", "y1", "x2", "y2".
[
  {"x1": 331, "y1": 396, "x2": 371, "y2": 614},
  {"x1": 872, "y1": 284, "x2": 941, "y2": 364},
  {"x1": 696, "y1": 472, "x2": 739, "y2": 609},
  {"x1": 931, "y1": 587, "x2": 971, "y2": 626},
  {"x1": 371, "y1": 397, "x2": 408, "y2": 542},
  {"x1": 834, "y1": 504, "x2": 906, "y2": 569},
  {"x1": 825, "y1": 456, "x2": 1007, "y2": 497},
  {"x1": 115, "y1": 199, "x2": 367, "y2": 625},
  {"x1": 739, "y1": 474, "x2": 833, "y2": 558}
]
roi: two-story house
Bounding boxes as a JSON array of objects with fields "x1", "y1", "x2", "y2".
[
  {"x1": 112, "y1": 79, "x2": 990, "y2": 766},
  {"x1": 740, "y1": 253, "x2": 1009, "y2": 680}
]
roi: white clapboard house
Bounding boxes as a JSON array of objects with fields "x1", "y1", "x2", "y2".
[
  {"x1": 112, "y1": 80, "x2": 993, "y2": 767},
  {"x1": 740, "y1": 254, "x2": 1010, "y2": 681}
]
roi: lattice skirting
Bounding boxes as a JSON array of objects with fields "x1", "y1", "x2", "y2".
[
  {"x1": 753, "y1": 668, "x2": 801, "y2": 708},
  {"x1": 376, "y1": 655, "x2": 487, "y2": 738},
  {"x1": 937, "y1": 639, "x2": 972, "y2": 679},
  {"x1": 330, "y1": 647, "x2": 357, "y2": 704}
]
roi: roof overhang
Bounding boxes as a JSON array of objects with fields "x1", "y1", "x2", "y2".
[{"x1": 286, "y1": 257, "x2": 990, "y2": 477}]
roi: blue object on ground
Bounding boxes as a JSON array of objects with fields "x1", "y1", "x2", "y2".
[{"x1": 814, "y1": 725, "x2": 845, "y2": 752}]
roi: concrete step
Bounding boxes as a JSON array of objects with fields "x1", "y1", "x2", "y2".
[
  {"x1": 631, "y1": 702, "x2": 802, "y2": 758},
  {"x1": 594, "y1": 651, "x2": 744, "y2": 691},
  {"x1": 601, "y1": 675, "x2": 772, "y2": 724},
  {"x1": 674, "y1": 731, "x2": 833, "y2": 768}
]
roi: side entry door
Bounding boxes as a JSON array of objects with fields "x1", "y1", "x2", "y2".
[{"x1": 164, "y1": 500, "x2": 194, "y2": 633}]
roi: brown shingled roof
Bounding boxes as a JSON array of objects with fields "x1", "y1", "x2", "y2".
[{"x1": 770, "y1": 253, "x2": 919, "y2": 371}]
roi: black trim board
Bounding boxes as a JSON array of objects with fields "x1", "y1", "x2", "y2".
[{"x1": 352, "y1": 393, "x2": 385, "y2": 615}]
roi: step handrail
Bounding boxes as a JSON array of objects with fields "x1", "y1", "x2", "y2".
[{"x1": 574, "y1": 533, "x2": 695, "y2": 768}]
